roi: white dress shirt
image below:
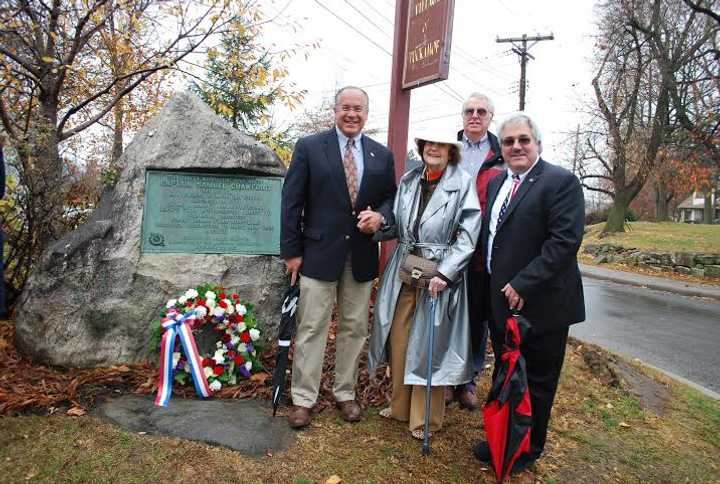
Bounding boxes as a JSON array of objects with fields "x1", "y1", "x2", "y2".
[{"x1": 486, "y1": 156, "x2": 540, "y2": 273}]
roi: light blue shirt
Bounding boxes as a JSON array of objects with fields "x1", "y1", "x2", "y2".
[
  {"x1": 487, "y1": 156, "x2": 540, "y2": 273},
  {"x1": 336, "y1": 127, "x2": 364, "y2": 183},
  {"x1": 460, "y1": 133, "x2": 491, "y2": 179}
]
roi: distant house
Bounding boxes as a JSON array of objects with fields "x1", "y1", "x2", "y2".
[{"x1": 676, "y1": 191, "x2": 719, "y2": 223}]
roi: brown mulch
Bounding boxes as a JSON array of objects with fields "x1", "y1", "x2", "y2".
[{"x1": 0, "y1": 303, "x2": 392, "y2": 416}]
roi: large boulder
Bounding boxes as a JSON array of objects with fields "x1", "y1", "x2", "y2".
[{"x1": 15, "y1": 92, "x2": 287, "y2": 368}]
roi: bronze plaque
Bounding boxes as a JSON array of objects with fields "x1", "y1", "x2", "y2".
[
  {"x1": 402, "y1": 0, "x2": 455, "y2": 89},
  {"x1": 141, "y1": 170, "x2": 281, "y2": 254}
]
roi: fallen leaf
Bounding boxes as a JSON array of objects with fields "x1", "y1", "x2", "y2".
[
  {"x1": 250, "y1": 372, "x2": 270, "y2": 382},
  {"x1": 618, "y1": 422, "x2": 631, "y2": 428},
  {"x1": 66, "y1": 406, "x2": 86, "y2": 416},
  {"x1": 25, "y1": 470, "x2": 38, "y2": 480},
  {"x1": 606, "y1": 403, "x2": 614, "y2": 409},
  {"x1": 138, "y1": 431, "x2": 147, "y2": 435},
  {"x1": 325, "y1": 476, "x2": 342, "y2": 484}
]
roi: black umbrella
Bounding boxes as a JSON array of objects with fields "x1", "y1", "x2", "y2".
[
  {"x1": 272, "y1": 282, "x2": 300, "y2": 416},
  {"x1": 422, "y1": 295, "x2": 437, "y2": 456}
]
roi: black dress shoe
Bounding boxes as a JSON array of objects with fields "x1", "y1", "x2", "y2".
[
  {"x1": 510, "y1": 454, "x2": 537, "y2": 475},
  {"x1": 472, "y1": 440, "x2": 491, "y2": 463}
]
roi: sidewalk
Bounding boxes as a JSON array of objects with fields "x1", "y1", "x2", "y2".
[{"x1": 580, "y1": 263, "x2": 720, "y2": 301}]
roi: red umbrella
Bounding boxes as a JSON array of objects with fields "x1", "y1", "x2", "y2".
[{"x1": 482, "y1": 314, "x2": 532, "y2": 483}]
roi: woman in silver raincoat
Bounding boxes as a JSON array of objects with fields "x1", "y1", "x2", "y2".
[{"x1": 368, "y1": 131, "x2": 481, "y2": 439}]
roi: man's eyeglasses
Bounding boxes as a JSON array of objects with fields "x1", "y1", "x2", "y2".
[
  {"x1": 338, "y1": 105, "x2": 366, "y2": 113},
  {"x1": 463, "y1": 108, "x2": 490, "y2": 117},
  {"x1": 501, "y1": 136, "x2": 534, "y2": 147}
]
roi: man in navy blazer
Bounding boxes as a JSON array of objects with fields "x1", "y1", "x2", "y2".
[
  {"x1": 473, "y1": 113, "x2": 585, "y2": 474},
  {"x1": 281, "y1": 86, "x2": 396, "y2": 428}
]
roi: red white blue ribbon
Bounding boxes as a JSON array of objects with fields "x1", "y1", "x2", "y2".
[{"x1": 155, "y1": 309, "x2": 212, "y2": 407}]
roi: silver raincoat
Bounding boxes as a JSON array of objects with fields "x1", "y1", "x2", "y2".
[{"x1": 368, "y1": 163, "x2": 482, "y2": 386}]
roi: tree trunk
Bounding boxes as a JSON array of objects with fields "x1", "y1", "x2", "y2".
[
  {"x1": 602, "y1": 191, "x2": 632, "y2": 234},
  {"x1": 111, "y1": 102, "x2": 124, "y2": 164},
  {"x1": 655, "y1": 182, "x2": 671, "y2": 221},
  {"x1": 703, "y1": 191, "x2": 713, "y2": 224}
]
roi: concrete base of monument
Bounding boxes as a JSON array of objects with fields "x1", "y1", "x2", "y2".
[{"x1": 96, "y1": 394, "x2": 296, "y2": 456}]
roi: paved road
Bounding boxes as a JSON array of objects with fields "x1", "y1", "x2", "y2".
[{"x1": 570, "y1": 277, "x2": 720, "y2": 395}]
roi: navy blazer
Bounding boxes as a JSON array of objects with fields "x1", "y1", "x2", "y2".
[
  {"x1": 481, "y1": 158, "x2": 586, "y2": 332},
  {"x1": 281, "y1": 129, "x2": 396, "y2": 282}
]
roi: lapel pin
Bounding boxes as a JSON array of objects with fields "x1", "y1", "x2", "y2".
[
  {"x1": 529, "y1": 178, "x2": 535, "y2": 182},
  {"x1": 370, "y1": 152, "x2": 375, "y2": 157}
]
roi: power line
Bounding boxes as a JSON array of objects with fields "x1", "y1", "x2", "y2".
[
  {"x1": 313, "y1": 0, "x2": 392, "y2": 55},
  {"x1": 343, "y1": 0, "x2": 393, "y2": 39}
]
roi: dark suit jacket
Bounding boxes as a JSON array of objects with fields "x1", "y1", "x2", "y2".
[
  {"x1": 281, "y1": 128, "x2": 396, "y2": 282},
  {"x1": 481, "y1": 158, "x2": 585, "y2": 332}
]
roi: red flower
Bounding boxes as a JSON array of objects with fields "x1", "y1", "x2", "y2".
[
  {"x1": 219, "y1": 300, "x2": 228, "y2": 309},
  {"x1": 221, "y1": 333, "x2": 231, "y2": 343},
  {"x1": 197, "y1": 299, "x2": 205, "y2": 306},
  {"x1": 213, "y1": 365, "x2": 225, "y2": 376},
  {"x1": 201, "y1": 358, "x2": 214, "y2": 367},
  {"x1": 232, "y1": 293, "x2": 239, "y2": 300},
  {"x1": 241, "y1": 331, "x2": 251, "y2": 343},
  {"x1": 234, "y1": 355, "x2": 245, "y2": 365},
  {"x1": 219, "y1": 293, "x2": 227, "y2": 299},
  {"x1": 237, "y1": 314, "x2": 244, "y2": 322},
  {"x1": 227, "y1": 350, "x2": 236, "y2": 358}
]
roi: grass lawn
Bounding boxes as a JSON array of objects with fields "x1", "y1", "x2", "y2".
[
  {"x1": 583, "y1": 221, "x2": 720, "y2": 253},
  {"x1": 2, "y1": 340, "x2": 719, "y2": 483}
]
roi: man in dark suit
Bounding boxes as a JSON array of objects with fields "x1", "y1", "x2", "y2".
[
  {"x1": 473, "y1": 113, "x2": 585, "y2": 473},
  {"x1": 281, "y1": 86, "x2": 396, "y2": 429}
]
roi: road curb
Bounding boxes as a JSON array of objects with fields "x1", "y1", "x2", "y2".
[{"x1": 580, "y1": 265, "x2": 720, "y2": 301}]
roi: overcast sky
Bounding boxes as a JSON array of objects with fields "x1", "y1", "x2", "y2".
[{"x1": 260, "y1": 0, "x2": 599, "y2": 168}]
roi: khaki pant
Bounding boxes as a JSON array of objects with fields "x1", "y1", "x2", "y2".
[
  {"x1": 291, "y1": 260, "x2": 373, "y2": 408},
  {"x1": 388, "y1": 284, "x2": 445, "y2": 432}
]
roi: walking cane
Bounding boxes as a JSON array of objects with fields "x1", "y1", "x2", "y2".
[{"x1": 422, "y1": 295, "x2": 437, "y2": 456}]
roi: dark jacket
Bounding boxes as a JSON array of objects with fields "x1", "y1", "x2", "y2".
[
  {"x1": 481, "y1": 158, "x2": 586, "y2": 332},
  {"x1": 281, "y1": 128, "x2": 396, "y2": 282}
]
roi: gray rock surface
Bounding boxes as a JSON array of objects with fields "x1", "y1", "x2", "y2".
[
  {"x1": 15, "y1": 92, "x2": 287, "y2": 367},
  {"x1": 96, "y1": 395, "x2": 295, "y2": 456}
]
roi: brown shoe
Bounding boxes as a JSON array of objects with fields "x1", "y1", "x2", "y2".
[
  {"x1": 458, "y1": 388, "x2": 479, "y2": 411},
  {"x1": 288, "y1": 405, "x2": 311, "y2": 429},
  {"x1": 336, "y1": 400, "x2": 362, "y2": 422}
]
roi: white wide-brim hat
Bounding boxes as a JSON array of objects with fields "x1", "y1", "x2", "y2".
[{"x1": 413, "y1": 130, "x2": 463, "y2": 152}]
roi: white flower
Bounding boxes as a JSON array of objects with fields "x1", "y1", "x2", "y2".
[
  {"x1": 216, "y1": 341, "x2": 222, "y2": 348},
  {"x1": 206, "y1": 298, "x2": 216, "y2": 309},
  {"x1": 209, "y1": 380, "x2": 222, "y2": 391},
  {"x1": 166, "y1": 299, "x2": 177, "y2": 309},
  {"x1": 178, "y1": 296, "x2": 187, "y2": 305},
  {"x1": 235, "y1": 304, "x2": 247, "y2": 316},
  {"x1": 205, "y1": 291, "x2": 217, "y2": 300},
  {"x1": 231, "y1": 335, "x2": 240, "y2": 346},
  {"x1": 224, "y1": 300, "x2": 234, "y2": 314},
  {"x1": 172, "y1": 352, "x2": 181, "y2": 368},
  {"x1": 203, "y1": 367, "x2": 213, "y2": 378},
  {"x1": 238, "y1": 322, "x2": 247, "y2": 332},
  {"x1": 212, "y1": 306, "x2": 225, "y2": 317},
  {"x1": 195, "y1": 306, "x2": 208, "y2": 318},
  {"x1": 238, "y1": 343, "x2": 247, "y2": 353},
  {"x1": 213, "y1": 349, "x2": 225, "y2": 364},
  {"x1": 245, "y1": 361, "x2": 252, "y2": 372},
  {"x1": 249, "y1": 328, "x2": 260, "y2": 341},
  {"x1": 185, "y1": 288, "x2": 198, "y2": 299}
]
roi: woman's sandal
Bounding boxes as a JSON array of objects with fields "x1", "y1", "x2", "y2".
[
  {"x1": 411, "y1": 428, "x2": 433, "y2": 440},
  {"x1": 379, "y1": 407, "x2": 393, "y2": 419}
]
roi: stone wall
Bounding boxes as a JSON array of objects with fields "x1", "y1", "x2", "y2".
[{"x1": 584, "y1": 244, "x2": 720, "y2": 278}]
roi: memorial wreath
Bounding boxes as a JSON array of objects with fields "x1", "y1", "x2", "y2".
[{"x1": 150, "y1": 283, "x2": 264, "y2": 406}]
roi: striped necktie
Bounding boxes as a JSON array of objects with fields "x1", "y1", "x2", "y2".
[{"x1": 497, "y1": 174, "x2": 521, "y2": 225}]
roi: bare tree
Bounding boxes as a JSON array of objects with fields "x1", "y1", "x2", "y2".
[{"x1": 581, "y1": 0, "x2": 717, "y2": 233}]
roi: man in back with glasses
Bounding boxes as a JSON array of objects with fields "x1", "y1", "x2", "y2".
[{"x1": 447, "y1": 93, "x2": 505, "y2": 410}]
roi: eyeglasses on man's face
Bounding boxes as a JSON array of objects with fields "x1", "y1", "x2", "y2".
[
  {"x1": 501, "y1": 136, "x2": 534, "y2": 147},
  {"x1": 463, "y1": 108, "x2": 490, "y2": 117},
  {"x1": 337, "y1": 105, "x2": 366, "y2": 113}
]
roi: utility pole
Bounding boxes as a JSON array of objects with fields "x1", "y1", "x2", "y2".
[{"x1": 496, "y1": 33, "x2": 554, "y2": 110}]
